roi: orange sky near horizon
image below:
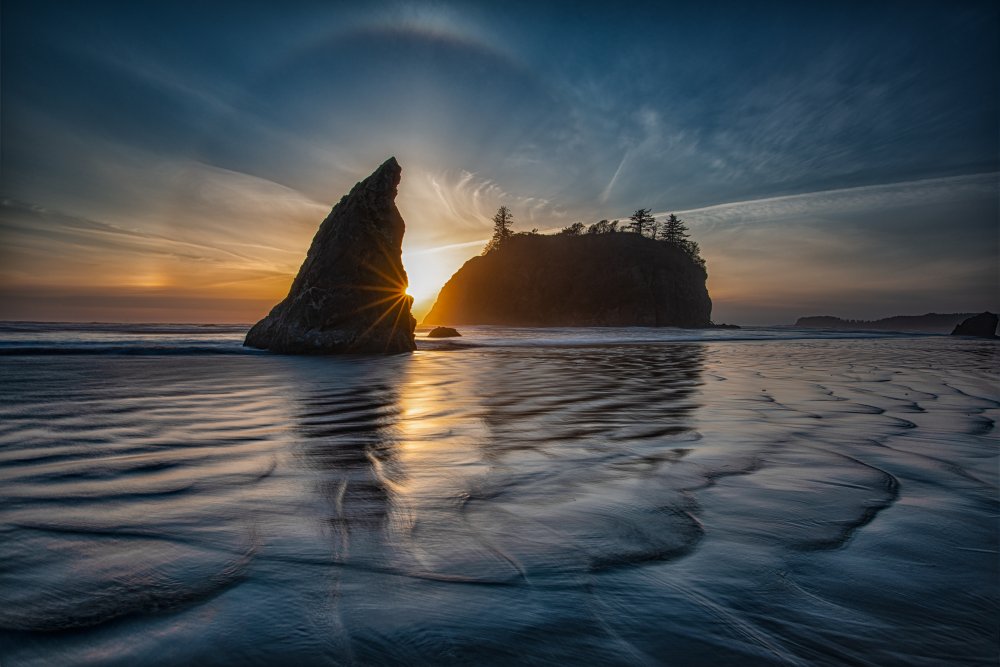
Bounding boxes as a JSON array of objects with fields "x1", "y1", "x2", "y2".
[
  {"x1": 0, "y1": 164, "x2": 508, "y2": 325},
  {"x1": 1, "y1": 167, "x2": 997, "y2": 326}
]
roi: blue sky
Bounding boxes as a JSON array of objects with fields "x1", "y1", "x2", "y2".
[{"x1": 1, "y1": 0, "x2": 997, "y2": 323}]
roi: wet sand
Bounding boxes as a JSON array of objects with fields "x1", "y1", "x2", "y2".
[{"x1": 1, "y1": 335, "x2": 997, "y2": 665}]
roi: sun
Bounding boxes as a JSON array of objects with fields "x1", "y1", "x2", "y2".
[{"x1": 401, "y1": 252, "x2": 450, "y2": 307}]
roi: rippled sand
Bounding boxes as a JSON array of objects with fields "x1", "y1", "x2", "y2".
[{"x1": 1, "y1": 338, "x2": 997, "y2": 665}]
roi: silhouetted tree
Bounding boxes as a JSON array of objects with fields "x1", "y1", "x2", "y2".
[
  {"x1": 628, "y1": 209, "x2": 655, "y2": 236},
  {"x1": 659, "y1": 213, "x2": 688, "y2": 245},
  {"x1": 560, "y1": 222, "x2": 585, "y2": 235},
  {"x1": 657, "y1": 213, "x2": 705, "y2": 267},
  {"x1": 684, "y1": 240, "x2": 705, "y2": 268},
  {"x1": 482, "y1": 205, "x2": 514, "y2": 255},
  {"x1": 587, "y1": 219, "x2": 620, "y2": 234},
  {"x1": 587, "y1": 220, "x2": 607, "y2": 234}
]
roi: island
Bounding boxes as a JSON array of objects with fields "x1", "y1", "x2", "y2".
[{"x1": 423, "y1": 210, "x2": 711, "y2": 327}]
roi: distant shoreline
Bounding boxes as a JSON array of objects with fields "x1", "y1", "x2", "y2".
[{"x1": 794, "y1": 312, "x2": 982, "y2": 334}]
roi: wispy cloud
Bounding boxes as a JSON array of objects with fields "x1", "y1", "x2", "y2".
[
  {"x1": 671, "y1": 173, "x2": 1000, "y2": 323},
  {"x1": 0, "y1": 157, "x2": 333, "y2": 307},
  {"x1": 670, "y1": 172, "x2": 998, "y2": 227},
  {"x1": 599, "y1": 151, "x2": 629, "y2": 204}
]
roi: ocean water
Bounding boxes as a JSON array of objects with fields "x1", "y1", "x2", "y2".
[{"x1": 0, "y1": 323, "x2": 997, "y2": 666}]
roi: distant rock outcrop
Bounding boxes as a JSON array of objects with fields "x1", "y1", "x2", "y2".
[
  {"x1": 423, "y1": 233, "x2": 711, "y2": 327},
  {"x1": 427, "y1": 326, "x2": 461, "y2": 338},
  {"x1": 245, "y1": 157, "x2": 415, "y2": 354},
  {"x1": 795, "y1": 313, "x2": 982, "y2": 334},
  {"x1": 950, "y1": 312, "x2": 998, "y2": 338}
]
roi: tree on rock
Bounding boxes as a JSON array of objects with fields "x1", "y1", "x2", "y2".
[
  {"x1": 658, "y1": 213, "x2": 705, "y2": 268},
  {"x1": 659, "y1": 214, "x2": 689, "y2": 245},
  {"x1": 483, "y1": 205, "x2": 514, "y2": 255},
  {"x1": 628, "y1": 209, "x2": 655, "y2": 236},
  {"x1": 587, "y1": 219, "x2": 618, "y2": 234}
]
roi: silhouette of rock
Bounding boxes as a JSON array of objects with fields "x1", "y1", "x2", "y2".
[
  {"x1": 796, "y1": 313, "x2": 981, "y2": 333},
  {"x1": 423, "y1": 234, "x2": 711, "y2": 327},
  {"x1": 950, "y1": 312, "x2": 998, "y2": 338},
  {"x1": 427, "y1": 326, "x2": 461, "y2": 338},
  {"x1": 245, "y1": 157, "x2": 415, "y2": 354}
]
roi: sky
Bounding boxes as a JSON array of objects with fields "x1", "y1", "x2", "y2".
[{"x1": 1, "y1": 0, "x2": 997, "y2": 325}]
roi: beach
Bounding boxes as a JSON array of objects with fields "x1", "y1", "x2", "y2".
[{"x1": 1, "y1": 326, "x2": 997, "y2": 665}]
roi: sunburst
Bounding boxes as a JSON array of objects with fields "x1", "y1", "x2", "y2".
[{"x1": 348, "y1": 241, "x2": 413, "y2": 350}]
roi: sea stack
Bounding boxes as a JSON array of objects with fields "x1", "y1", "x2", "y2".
[
  {"x1": 950, "y1": 312, "x2": 999, "y2": 338},
  {"x1": 245, "y1": 157, "x2": 416, "y2": 353},
  {"x1": 423, "y1": 233, "x2": 711, "y2": 327}
]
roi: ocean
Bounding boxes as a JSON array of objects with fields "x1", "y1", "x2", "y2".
[{"x1": 1, "y1": 323, "x2": 997, "y2": 666}]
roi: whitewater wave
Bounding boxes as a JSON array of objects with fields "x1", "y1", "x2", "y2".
[{"x1": 0, "y1": 322, "x2": 945, "y2": 357}]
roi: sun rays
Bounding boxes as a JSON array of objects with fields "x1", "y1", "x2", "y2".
[{"x1": 347, "y1": 242, "x2": 414, "y2": 350}]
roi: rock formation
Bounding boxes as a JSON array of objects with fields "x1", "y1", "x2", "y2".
[
  {"x1": 950, "y1": 312, "x2": 998, "y2": 338},
  {"x1": 245, "y1": 157, "x2": 416, "y2": 353},
  {"x1": 423, "y1": 233, "x2": 711, "y2": 327},
  {"x1": 427, "y1": 326, "x2": 461, "y2": 338}
]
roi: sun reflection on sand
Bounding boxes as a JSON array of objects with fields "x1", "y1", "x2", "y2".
[{"x1": 394, "y1": 357, "x2": 490, "y2": 480}]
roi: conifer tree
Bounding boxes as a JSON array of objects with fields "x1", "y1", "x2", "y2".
[
  {"x1": 659, "y1": 213, "x2": 689, "y2": 245},
  {"x1": 482, "y1": 206, "x2": 514, "y2": 255},
  {"x1": 586, "y1": 219, "x2": 618, "y2": 234},
  {"x1": 628, "y1": 209, "x2": 655, "y2": 236}
]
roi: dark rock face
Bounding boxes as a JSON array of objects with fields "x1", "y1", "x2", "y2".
[
  {"x1": 423, "y1": 234, "x2": 711, "y2": 327},
  {"x1": 245, "y1": 157, "x2": 416, "y2": 354},
  {"x1": 427, "y1": 326, "x2": 461, "y2": 338},
  {"x1": 950, "y1": 312, "x2": 998, "y2": 338}
]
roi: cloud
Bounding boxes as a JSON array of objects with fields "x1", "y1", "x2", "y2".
[
  {"x1": 671, "y1": 172, "x2": 999, "y2": 228},
  {"x1": 0, "y1": 156, "x2": 332, "y2": 308},
  {"x1": 668, "y1": 173, "x2": 999, "y2": 323},
  {"x1": 398, "y1": 166, "x2": 569, "y2": 315},
  {"x1": 399, "y1": 166, "x2": 566, "y2": 248},
  {"x1": 599, "y1": 151, "x2": 629, "y2": 204}
]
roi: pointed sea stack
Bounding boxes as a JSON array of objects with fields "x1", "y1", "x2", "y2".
[{"x1": 245, "y1": 157, "x2": 416, "y2": 353}]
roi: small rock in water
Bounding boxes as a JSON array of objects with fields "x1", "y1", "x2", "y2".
[
  {"x1": 950, "y1": 312, "x2": 998, "y2": 338},
  {"x1": 427, "y1": 326, "x2": 462, "y2": 338}
]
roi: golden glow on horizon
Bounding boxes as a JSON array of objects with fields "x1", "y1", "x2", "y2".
[
  {"x1": 128, "y1": 273, "x2": 170, "y2": 289},
  {"x1": 0, "y1": 161, "x2": 507, "y2": 323},
  {"x1": 26, "y1": 159, "x2": 989, "y2": 326},
  {"x1": 402, "y1": 247, "x2": 474, "y2": 321}
]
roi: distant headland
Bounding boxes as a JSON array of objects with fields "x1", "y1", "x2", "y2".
[{"x1": 794, "y1": 313, "x2": 982, "y2": 333}]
